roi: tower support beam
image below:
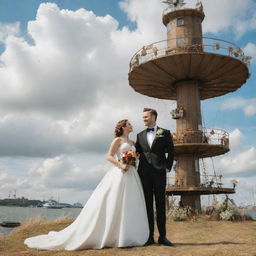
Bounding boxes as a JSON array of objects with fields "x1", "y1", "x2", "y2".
[{"x1": 175, "y1": 80, "x2": 202, "y2": 211}]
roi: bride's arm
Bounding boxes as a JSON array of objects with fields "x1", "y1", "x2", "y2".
[{"x1": 106, "y1": 138, "x2": 128, "y2": 171}]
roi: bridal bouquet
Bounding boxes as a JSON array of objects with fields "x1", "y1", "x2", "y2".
[{"x1": 121, "y1": 150, "x2": 139, "y2": 167}]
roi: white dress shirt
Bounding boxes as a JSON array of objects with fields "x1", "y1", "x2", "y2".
[{"x1": 146, "y1": 125, "x2": 157, "y2": 148}]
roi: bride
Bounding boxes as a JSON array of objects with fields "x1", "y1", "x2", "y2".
[{"x1": 24, "y1": 119, "x2": 149, "y2": 250}]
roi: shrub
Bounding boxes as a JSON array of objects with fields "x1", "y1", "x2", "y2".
[
  {"x1": 168, "y1": 206, "x2": 192, "y2": 221},
  {"x1": 219, "y1": 207, "x2": 236, "y2": 221}
]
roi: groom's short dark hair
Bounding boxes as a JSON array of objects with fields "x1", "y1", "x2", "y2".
[{"x1": 143, "y1": 108, "x2": 158, "y2": 121}]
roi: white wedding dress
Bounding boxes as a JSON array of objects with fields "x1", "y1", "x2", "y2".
[{"x1": 24, "y1": 143, "x2": 149, "y2": 250}]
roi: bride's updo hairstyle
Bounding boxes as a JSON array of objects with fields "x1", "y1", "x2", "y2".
[{"x1": 115, "y1": 119, "x2": 128, "y2": 137}]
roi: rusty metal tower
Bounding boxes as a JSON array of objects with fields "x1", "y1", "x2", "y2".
[{"x1": 128, "y1": 0, "x2": 251, "y2": 211}]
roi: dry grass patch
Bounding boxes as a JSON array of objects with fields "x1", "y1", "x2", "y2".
[{"x1": 0, "y1": 217, "x2": 255, "y2": 256}]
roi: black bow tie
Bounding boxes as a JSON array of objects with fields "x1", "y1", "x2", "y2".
[{"x1": 147, "y1": 128, "x2": 154, "y2": 132}]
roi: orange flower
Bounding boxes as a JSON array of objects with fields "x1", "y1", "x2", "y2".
[{"x1": 121, "y1": 150, "x2": 138, "y2": 167}]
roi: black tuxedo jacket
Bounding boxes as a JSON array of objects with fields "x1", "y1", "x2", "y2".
[{"x1": 135, "y1": 127, "x2": 175, "y2": 174}]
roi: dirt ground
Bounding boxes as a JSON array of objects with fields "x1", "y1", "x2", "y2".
[{"x1": 0, "y1": 217, "x2": 255, "y2": 256}]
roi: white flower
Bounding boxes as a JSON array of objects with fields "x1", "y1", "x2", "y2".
[{"x1": 156, "y1": 129, "x2": 164, "y2": 136}]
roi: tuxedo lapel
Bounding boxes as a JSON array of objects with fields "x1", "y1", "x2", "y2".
[
  {"x1": 151, "y1": 126, "x2": 160, "y2": 150},
  {"x1": 141, "y1": 129, "x2": 150, "y2": 151}
]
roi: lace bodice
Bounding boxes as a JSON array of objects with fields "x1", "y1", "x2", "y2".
[{"x1": 116, "y1": 142, "x2": 136, "y2": 160}]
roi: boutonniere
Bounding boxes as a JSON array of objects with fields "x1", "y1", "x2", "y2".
[{"x1": 156, "y1": 128, "x2": 164, "y2": 137}]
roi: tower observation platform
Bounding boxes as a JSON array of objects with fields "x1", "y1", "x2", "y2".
[{"x1": 128, "y1": 1, "x2": 251, "y2": 211}]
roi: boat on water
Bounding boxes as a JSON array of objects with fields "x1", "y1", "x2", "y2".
[
  {"x1": 73, "y1": 202, "x2": 83, "y2": 208},
  {"x1": 42, "y1": 199, "x2": 63, "y2": 209},
  {"x1": 0, "y1": 221, "x2": 21, "y2": 228}
]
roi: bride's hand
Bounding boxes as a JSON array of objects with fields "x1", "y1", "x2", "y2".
[{"x1": 119, "y1": 163, "x2": 129, "y2": 172}]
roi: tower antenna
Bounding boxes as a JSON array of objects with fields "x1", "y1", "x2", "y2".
[{"x1": 162, "y1": 0, "x2": 186, "y2": 10}]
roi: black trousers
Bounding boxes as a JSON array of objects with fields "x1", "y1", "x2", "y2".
[{"x1": 139, "y1": 170, "x2": 166, "y2": 238}]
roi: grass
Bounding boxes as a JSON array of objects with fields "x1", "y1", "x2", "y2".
[{"x1": 0, "y1": 216, "x2": 256, "y2": 256}]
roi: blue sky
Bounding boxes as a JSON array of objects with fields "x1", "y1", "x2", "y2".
[
  {"x1": 0, "y1": 0, "x2": 255, "y2": 206},
  {"x1": 0, "y1": 0, "x2": 135, "y2": 53},
  {"x1": 0, "y1": 0, "x2": 134, "y2": 31}
]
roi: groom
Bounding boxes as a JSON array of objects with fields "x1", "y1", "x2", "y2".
[{"x1": 136, "y1": 108, "x2": 175, "y2": 246}]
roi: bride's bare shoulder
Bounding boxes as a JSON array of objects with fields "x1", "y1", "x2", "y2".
[{"x1": 111, "y1": 137, "x2": 122, "y2": 146}]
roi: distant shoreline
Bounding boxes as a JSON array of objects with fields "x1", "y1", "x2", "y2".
[{"x1": 0, "y1": 198, "x2": 82, "y2": 208}]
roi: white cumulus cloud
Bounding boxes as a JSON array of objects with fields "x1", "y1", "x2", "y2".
[
  {"x1": 220, "y1": 147, "x2": 256, "y2": 177},
  {"x1": 229, "y1": 129, "x2": 243, "y2": 150},
  {"x1": 0, "y1": 22, "x2": 20, "y2": 43},
  {"x1": 199, "y1": 0, "x2": 256, "y2": 37},
  {"x1": 28, "y1": 155, "x2": 108, "y2": 190},
  {"x1": 221, "y1": 97, "x2": 256, "y2": 117},
  {"x1": 243, "y1": 42, "x2": 256, "y2": 63}
]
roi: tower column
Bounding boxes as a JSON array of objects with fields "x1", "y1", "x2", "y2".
[
  {"x1": 175, "y1": 80, "x2": 202, "y2": 212},
  {"x1": 176, "y1": 80, "x2": 202, "y2": 133}
]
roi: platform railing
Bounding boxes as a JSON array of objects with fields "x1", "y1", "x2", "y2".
[
  {"x1": 166, "y1": 174, "x2": 231, "y2": 189},
  {"x1": 172, "y1": 128, "x2": 229, "y2": 147},
  {"x1": 202, "y1": 128, "x2": 229, "y2": 147},
  {"x1": 162, "y1": 6, "x2": 187, "y2": 16},
  {"x1": 129, "y1": 37, "x2": 252, "y2": 71}
]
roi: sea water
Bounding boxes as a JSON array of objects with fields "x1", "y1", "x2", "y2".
[
  {"x1": 1, "y1": 206, "x2": 255, "y2": 236},
  {"x1": 0, "y1": 206, "x2": 82, "y2": 235}
]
